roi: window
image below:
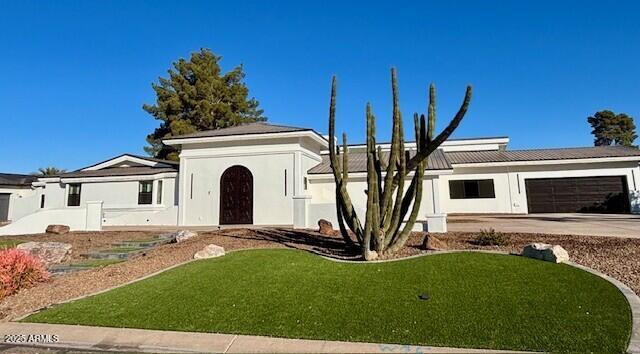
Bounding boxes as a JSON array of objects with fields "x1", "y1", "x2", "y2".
[
  {"x1": 449, "y1": 179, "x2": 495, "y2": 199},
  {"x1": 138, "y1": 181, "x2": 153, "y2": 205},
  {"x1": 284, "y1": 170, "x2": 287, "y2": 196},
  {"x1": 40, "y1": 195, "x2": 45, "y2": 209},
  {"x1": 304, "y1": 177, "x2": 308, "y2": 190},
  {"x1": 190, "y1": 173, "x2": 194, "y2": 199},
  {"x1": 156, "y1": 180, "x2": 163, "y2": 204},
  {"x1": 67, "y1": 184, "x2": 81, "y2": 206}
]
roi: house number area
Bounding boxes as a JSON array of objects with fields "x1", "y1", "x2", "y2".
[{"x1": 3, "y1": 334, "x2": 59, "y2": 343}]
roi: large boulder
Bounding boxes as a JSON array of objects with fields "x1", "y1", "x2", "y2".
[
  {"x1": 318, "y1": 219, "x2": 334, "y2": 235},
  {"x1": 522, "y1": 243, "x2": 569, "y2": 263},
  {"x1": 45, "y1": 225, "x2": 70, "y2": 235},
  {"x1": 16, "y1": 242, "x2": 72, "y2": 265},
  {"x1": 194, "y1": 244, "x2": 225, "y2": 259},
  {"x1": 171, "y1": 230, "x2": 198, "y2": 243},
  {"x1": 422, "y1": 234, "x2": 448, "y2": 251}
]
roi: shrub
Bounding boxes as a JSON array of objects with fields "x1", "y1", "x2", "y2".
[
  {"x1": 473, "y1": 228, "x2": 507, "y2": 246},
  {"x1": 0, "y1": 249, "x2": 50, "y2": 299}
]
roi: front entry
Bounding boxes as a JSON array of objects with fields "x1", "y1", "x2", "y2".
[{"x1": 219, "y1": 165, "x2": 253, "y2": 225}]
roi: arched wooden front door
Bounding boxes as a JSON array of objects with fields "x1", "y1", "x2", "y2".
[{"x1": 219, "y1": 165, "x2": 253, "y2": 225}]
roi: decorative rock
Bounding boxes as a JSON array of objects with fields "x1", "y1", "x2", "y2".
[
  {"x1": 173, "y1": 230, "x2": 198, "y2": 243},
  {"x1": 194, "y1": 244, "x2": 225, "y2": 259},
  {"x1": 16, "y1": 241, "x2": 72, "y2": 265},
  {"x1": 522, "y1": 243, "x2": 569, "y2": 263},
  {"x1": 45, "y1": 224, "x2": 70, "y2": 235},
  {"x1": 318, "y1": 219, "x2": 334, "y2": 235},
  {"x1": 422, "y1": 234, "x2": 448, "y2": 251},
  {"x1": 364, "y1": 250, "x2": 378, "y2": 261}
]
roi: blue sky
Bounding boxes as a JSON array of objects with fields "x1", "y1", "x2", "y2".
[{"x1": 1, "y1": 1, "x2": 639, "y2": 173}]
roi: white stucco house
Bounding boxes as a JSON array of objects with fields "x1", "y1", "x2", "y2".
[{"x1": 1, "y1": 122, "x2": 639, "y2": 236}]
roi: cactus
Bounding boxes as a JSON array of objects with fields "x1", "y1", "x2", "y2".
[{"x1": 328, "y1": 69, "x2": 472, "y2": 260}]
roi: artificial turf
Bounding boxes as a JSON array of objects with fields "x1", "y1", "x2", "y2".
[
  {"x1": 0, "y1": 239, "x2": 23, "y2": 249},
  {"x1": 23, "y1": 249, "x2": 631, "y2": 352},
  {"x1": 69, "y1": 259, "x2": 124, "y2": 268}
]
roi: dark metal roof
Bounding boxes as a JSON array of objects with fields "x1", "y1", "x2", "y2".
[
  {"x1": 59, "y1": 167, "x2": 177, "y2": 179},
  {"x1": 308, "y1": 149, "x2": 452, "y2": 174},
  {"x1": 0, "y1": 173, "x2": 37, "y2": 187},
  {"x1": 127, "y1": 154, "x2": 180, "y2": 166},
  {"x1": 446, "y1": 146, "x2": 640, "y2": 164},
  {"x1": 344, "y1": 136, "x2": 510, "y2": 148},
  {"x1": 167, "y1": 122, "x2": 315, "y2": 140},
  {"x1": 79, "y1": 153, "x2": 179, "y2": 170}
]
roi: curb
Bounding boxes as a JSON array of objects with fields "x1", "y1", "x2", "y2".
[{"x1": 0, "y1": 322, "x2": 528, "y2": 354}]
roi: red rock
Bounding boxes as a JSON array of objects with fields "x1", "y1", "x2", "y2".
[
  {"x1": 318, "y1": 219, "x2": 334, "y2": 235},
  {"x1": 422, "y1": 234, "x2": 448, "y2": 251},
  {"x1": 45, "y1": 225, "x2": 70, "y2": 235}
]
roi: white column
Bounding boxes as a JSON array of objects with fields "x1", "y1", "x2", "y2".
[
  {"x1": 426, "y1": 176, "x2": 447, "y2": 233},
  {"x1": 292, "y1": 195, "x2": 311, "y2": 228},
  {"x1": 85, "y1": 201, "x2": 103, "y2": 231},
  {"x1": 293, "y1": 151, "x2": 303, "y2": 197},
  {"x1": 178, "y1": 157, "x2": 187, "y2": 226},
  {"x1": 631, "y1": 166, "x2": 640, "y2": 214}
]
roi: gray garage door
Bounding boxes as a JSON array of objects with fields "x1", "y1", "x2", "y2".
[
  {"x1": 0, "y1": 194, "x2": 9, "y2": 222},
  {"x1": 525, "y1": 176, "x2": 630, "y2": 214}
]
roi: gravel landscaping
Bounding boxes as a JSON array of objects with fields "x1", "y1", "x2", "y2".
[
  {"x1": 1, "y1": 227, "x2": 639, "y2": 323},
  {"x1": 5, "y1": 231, "x2": 159, "y2": 264}
]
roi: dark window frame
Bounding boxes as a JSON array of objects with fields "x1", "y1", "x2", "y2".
[
  {"x1": 138, "y1": 181, "x2": 153, "y2": 205},
  {"x1": 449, "y1": 179, "x2": 495, "y2": 199},
  {"x1": 67, "y1": 184, "x2": 81, "y2": 206}
]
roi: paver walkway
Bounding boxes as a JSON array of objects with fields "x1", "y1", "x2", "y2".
[{"x1": 0, "y1": 322, "x2": 524, "y2": 353}]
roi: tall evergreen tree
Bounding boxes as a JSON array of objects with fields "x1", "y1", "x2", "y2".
[
  {"x1": 588, "y1": 110, "x2": 637, "y2": 147},
  {"x1": 143, "y1": 49, "x2": 266, "y2": 160}
]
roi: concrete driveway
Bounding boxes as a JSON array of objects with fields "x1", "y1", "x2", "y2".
[{"x1": 447, "y1": 213, "x2": 640, "y2": 238}]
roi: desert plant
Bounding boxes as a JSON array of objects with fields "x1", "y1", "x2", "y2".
[
  {"x1": 473, "y1": 228, "x2": 507, "y2": 246},
  {"x1": 328, "y1": 68, "x2": 472, "y2": 260},
  {"x1": 0, "y1": 249, "x2": 50, "y2": 299}
]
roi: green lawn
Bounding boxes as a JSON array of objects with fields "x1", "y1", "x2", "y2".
[
  {"x1": 23, "y1": 249, "x2": 631, "y2": 352},
  {"x1": 69, "y1": 259, "x2": 124, "y2": 268},
  {"x1": 0, "y1": 239, "x2": 23, "y2": 249}
]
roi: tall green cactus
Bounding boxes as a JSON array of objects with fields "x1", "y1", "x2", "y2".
[{"x1": 328, "y1": 69, "x2": 472, "y2": 260}]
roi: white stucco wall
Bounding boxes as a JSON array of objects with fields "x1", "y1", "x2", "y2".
[
  {"x1": 0, "y1": 207, "x2": 88, "y2": 236},
  {"x1": 178, "y1": 137, "x2": 323, "y2": 226},
  {"x1": 441, "y1": 162, "x2": 640, "y2": 214},
  {"x1": 34, "y1": 175, "x2": 179, "y2": 227},
  {"x1": 306, "y1": 174, "x2": 438, "y2": 227},
  {"x1": 0, "y1": 186, "x2": 40, "y2": 222}
]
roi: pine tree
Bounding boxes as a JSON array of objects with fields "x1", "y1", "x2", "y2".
[
  {"x1": 143, "y1": 49, "x2": 266, "y2": 160},
  {"x1": 588, "y1": 110, "x2": 637, "y2": 147}
]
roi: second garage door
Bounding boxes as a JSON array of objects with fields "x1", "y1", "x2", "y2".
[{"x1": 525, "y1": 176, "x2": 630, "y2": 214}]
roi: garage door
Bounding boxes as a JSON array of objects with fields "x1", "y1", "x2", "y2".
[
  {"x1": 0, "y1": 194, "x2": 9, "y2": 222},
  {"x1": 525, "y1": 176, "x2": 630, "y2": 214}
]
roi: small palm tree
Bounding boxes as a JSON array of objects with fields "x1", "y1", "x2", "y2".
[{"x1": 33, "y1": 167, "x2": 66, "y2": 176}]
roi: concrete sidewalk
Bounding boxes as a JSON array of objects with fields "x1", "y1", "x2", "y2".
[{"x1": 0, "y1": 322, "x2": 522, "y2": 353}]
